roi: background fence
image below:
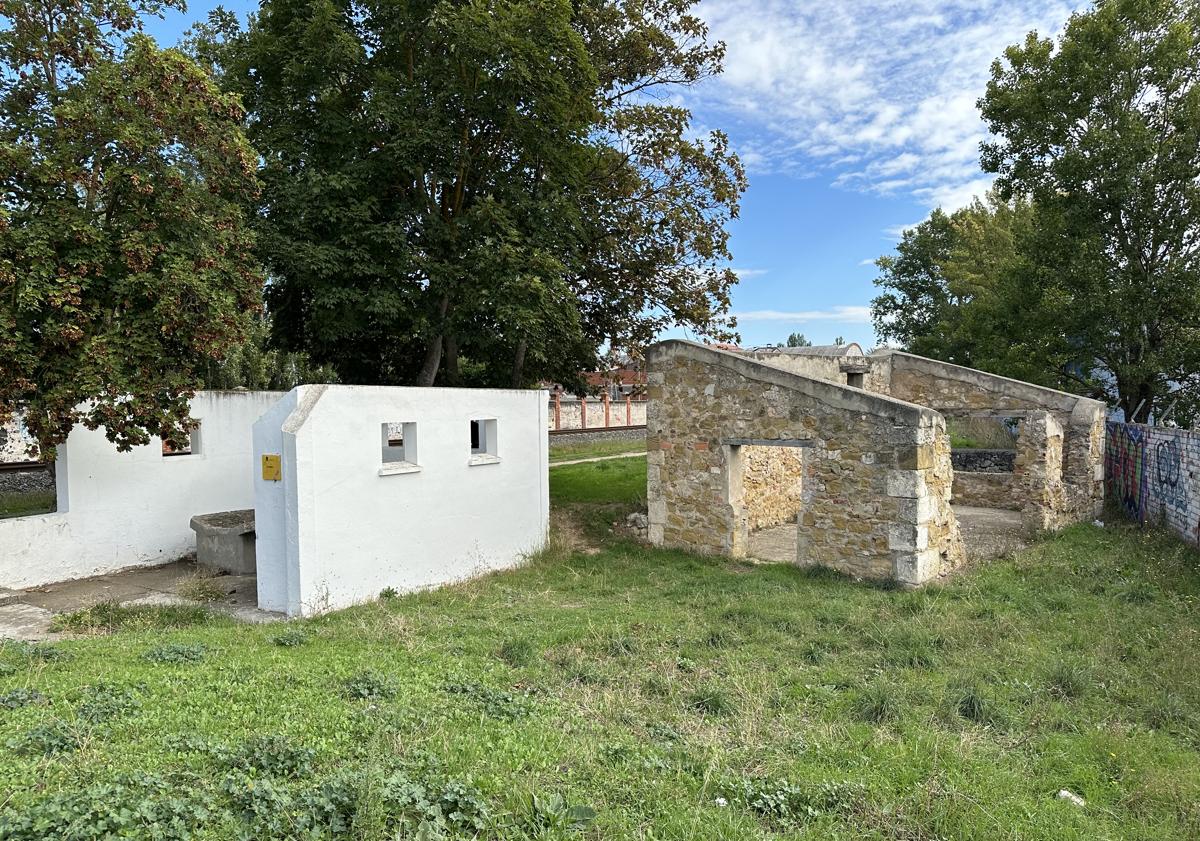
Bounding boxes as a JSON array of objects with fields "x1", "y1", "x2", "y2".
[
  {"x1": 1105, "y1": 421, "x2": 1200, "y2": 546},
  {"x1": 548, "y1": 395, "x2": 646, "y2": 431}
]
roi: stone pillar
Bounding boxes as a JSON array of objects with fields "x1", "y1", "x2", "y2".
[
  {"x1": 887, "y1": 416, "x2": 963, "y2": 586},
  {"x1": 1064, "y1": 402, "x2": 1106, "y2": 519},
  {"x1": 1016, "y1": 411, "x2": 1068, "y2": 530}
]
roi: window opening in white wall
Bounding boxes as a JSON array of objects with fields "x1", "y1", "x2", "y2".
[
  {"x1": 469, "y1": 418, "x2": 499, "y2": 465},
  {"x1": 162, "y1": 424, "x2": 201, "y2": 457},
  {"x1": 380, "y1": 422, "x2": 420, "y2": 475}
]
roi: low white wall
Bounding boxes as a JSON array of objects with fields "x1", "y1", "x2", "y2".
[
  {"x1": 254, "y1": 385, "x2": 549, "y2": 616},
  {"x1": 0, "y1": 391, "x2": 282, "y2": 589}
]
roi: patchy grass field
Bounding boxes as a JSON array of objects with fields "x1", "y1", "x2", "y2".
[
  {"x1": 548, "y1": 437, "x2": 646, "y2": 463},
  {"x1": 1, "y1": 461, "x2": 1199, "y2": 839},
  {"x1": 0, "y1": 489, "x2": 55, "y2": 519}
]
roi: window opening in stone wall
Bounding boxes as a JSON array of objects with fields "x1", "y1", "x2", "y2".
[{"x1": 846, "y1": 372, "x2": 865, "y2": 388}]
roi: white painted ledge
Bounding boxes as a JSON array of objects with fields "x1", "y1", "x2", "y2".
[
  {"x1": 378, "y1": 462, "x2": 422, "y2": 476},
  {"x1": 467, "y1": 454, "x2": 502, "y2": 467}
]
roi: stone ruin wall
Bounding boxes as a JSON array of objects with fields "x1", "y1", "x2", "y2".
[
  {"x1": 883, "y1": 354, "x2": 1105, "y2": 528},
  {"x1": 745, "y1": 350, "x2": 892, "y2": 395},
  {"x1": 647, "y1": 342, "x2": 964, "y2": 585}
]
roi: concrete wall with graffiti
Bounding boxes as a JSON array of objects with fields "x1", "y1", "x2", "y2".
[{"x1": 1106, "y1": 422, "x2": 1200, "y2": 545}]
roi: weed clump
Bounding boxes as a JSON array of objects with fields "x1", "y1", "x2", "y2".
[
  {"x1": 143, "y1": 643, "x2": 207, "y2": 664},
  {"x1": 498, "y1": 636, "x2": 537, "y2": 667},
  {"x1": 853, "y1": 682, "x2": 899, "y2": 724},
  {"x1": 687, "y1": 687, "x2": 734, "y2": 716},
  {"x1": 0, "y1": 688, "x2": 46, "y2": 709},
  {"x1": 342, "y1": 670, "x2": 398, "y2": 701},
  {"x1": 229, "y1": 735, "x2": 316, "y2": 779},
  {"x1": 176, "y1": 575, "x2": 229, "y2": 603},
  {"x1": 269, "y1": 627, "x2": 309, "y2": 647},
  {"x1": 8, "y1": 720, "x2": 78, "y2": 756},
  {"x1": 75, "y1": 683, "x2": 141, "y2": 723},
  {"x1": 443, "y1": 681, "x2": 535, "y2": 719},
  {"x1": 1046, "y1": 660, "x2": 1091, "y2": 700},
  {"x1": 727, "y1": 776, "x2": 866, "y2": 825}
]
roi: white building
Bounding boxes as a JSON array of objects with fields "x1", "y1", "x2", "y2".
[{"x1": 0, "y1": 386, "x2": 550, "y2": 615}]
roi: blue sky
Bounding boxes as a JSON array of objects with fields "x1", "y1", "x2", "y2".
[{"x1": 146, "y1": 0, "x2": 1084, "y2": 349}]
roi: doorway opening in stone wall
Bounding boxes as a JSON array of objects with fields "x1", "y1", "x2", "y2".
[
  {"x1": 724, "y1": 440, "x2": 813, "y2": 564},
  {"x1": 945, "y1": 414, "x2": 1032, "y2": 562}
]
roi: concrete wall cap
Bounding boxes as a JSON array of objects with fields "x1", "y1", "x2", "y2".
[
  {"x1": 647, "y1": 340, "x2": 941, "y2": 423},
  {"x1": 877, "y1": 350, "x2": 1106, "y2": 413}
]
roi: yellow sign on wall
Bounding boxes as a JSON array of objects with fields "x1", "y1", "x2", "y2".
[{"x1": 261, "y1": 454, "x2": 282, "y2": 482}]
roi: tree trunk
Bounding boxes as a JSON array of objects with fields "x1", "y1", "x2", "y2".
[
  {"x1": 1120, "y1": 378, "x2": 1155, "y2": 423},
  {"x1": 416, "y1": 294, "x2": 451, "y2": 386},
  {"x1": 443, "y1": 334, "x2": 460, "y2": 386},
  {"x1": 511, "y1": 338, "x2": 528, "y2": 389}
]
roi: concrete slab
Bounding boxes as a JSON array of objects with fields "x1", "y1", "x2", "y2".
[
  {"x1": 953, "y1": 504, "x2": 1032, "y2": 561},
  {"x1": 0, "y1": 604, "x2": 57, "y2": 641},
  {"x1": 5, "y1": 560, "x2": 281, "y2": 638},
  {"x1": 747, "y1": 523, "x2": 797, "y2": 563}
]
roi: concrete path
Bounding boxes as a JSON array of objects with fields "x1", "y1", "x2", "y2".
[
  {"x1": 0, "y1": 560, "x2": 282, "y2": 640},
  {"x1": 549, "y1": 452, "x2": 646, "y2": 467}
]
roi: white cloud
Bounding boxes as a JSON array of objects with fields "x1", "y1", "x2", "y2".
[
  {"x1": 693, "y1": 1, "x2": 1084, "y2": 212},
  {"x1": 733, "y1": 306, "x2": 872, "y2": 323},
  {"x1": 732, "y1": 267, "x2": 769, "y2": 279}
]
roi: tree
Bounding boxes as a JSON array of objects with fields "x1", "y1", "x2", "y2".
[
  {"x1": 980, "y1": 0, "x2": 1200, "y2": 422},
  {"x1": 785, "y1": 332, "x2": 812, "y2": 347},
  {"x1": 198, "y1": 316, "x2": 338, "y2": 391},
  {"x1": 871, "y1": 195, "x2": 1041, "y2": 377},
  {"x1": 0, "y1": 0, "x2": 262, "y2": 458},
  {"x1": 203, "y1": 0, "x2": 744, "y2": 388}
]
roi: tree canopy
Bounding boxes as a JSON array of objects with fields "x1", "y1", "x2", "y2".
[
  {"x1": 874, "y1": 0, "x2": 1200, "y2": 423},
  {"x1": 199, "y1": 0, "x2": 745, "y2": 389},
  {"x1": 0, "y1": 0, "x2": 263, "y2": 457},
  {"x1": 979, "y1": 0, "x2": 1200, "y2": 422}
]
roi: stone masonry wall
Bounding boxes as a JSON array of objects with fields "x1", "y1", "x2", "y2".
[
  {"x1": 951, "y1": 449, "x2": 1016, "y2": 472},
  {"x1": 741, "y1": 445, "x2": 806, "y2": 531},
  {"x1": 646, "y1": 341, "x2": 964, "y2": 586},
  {"x1": 882, "y1": 352, "x2": 1105, "y2": 525},
  {"x1": 952, "y1": 472, "x2": 1020, "y2": 510}
]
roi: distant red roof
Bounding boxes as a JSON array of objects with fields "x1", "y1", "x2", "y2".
[{"x1": 583, "y1": 368, "x2": 645, "y2": 387}]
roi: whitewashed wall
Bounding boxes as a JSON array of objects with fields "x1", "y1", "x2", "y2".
[
  {"x1": 0, "y1": 391, "x2": 282, "y2": 588},
  {"x1": 254, "y1": 385, "x2": 549, "y2": 616}
]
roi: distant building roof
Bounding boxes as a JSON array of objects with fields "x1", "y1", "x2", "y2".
[{"x1": 748, "y1": 343, "x2": 865, "y2": 358}]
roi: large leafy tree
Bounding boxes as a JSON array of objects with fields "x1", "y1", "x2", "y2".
[
  {"x1": 980, "y1": 0, "x2": 1200, "y2": 422},
  {"x1": 871, "y1": 195, "x2": 1046, "y2": 379},
  {"x1": 0, "y1": 0, "x2": 263, "y2": 457},
  {"x1": 202, "y1": 0, "x2": 744, "y2": 388}
]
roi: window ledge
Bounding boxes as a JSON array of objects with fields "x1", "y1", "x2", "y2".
[
  {"x1": 378, "y1": 462, "x2": 422, "y2": 476},
  {"x1": 468, "y1": 453, "x2": 501, "y2": 467}
]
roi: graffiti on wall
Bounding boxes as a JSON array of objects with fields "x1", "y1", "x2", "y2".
[
  {"x1": 1106, "y1": 421, "x2": 1200, "y2": 545},
  {"x1": 1105, "y1": 422, "x2": 1147, "y2": 522}
]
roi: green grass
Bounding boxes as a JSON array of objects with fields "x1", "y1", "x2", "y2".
[
  {"x1": 0, "y1": 489, "x2": 55, "y2": 519},
  {"x1": 1, "y1": 459, "x2": 1199, "y2": 839},
  {"x1": 548, "y1": 456, "x2": 646, "y2": 505},
  {"x1": 548, "y1": 437, "x2": 646, "y2": 463}
]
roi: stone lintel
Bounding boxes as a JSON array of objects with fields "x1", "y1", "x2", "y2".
[{"x1": 722, "y1": 438, "x2": 814, "y2": 448}]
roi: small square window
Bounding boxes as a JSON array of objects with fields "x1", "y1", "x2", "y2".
[
  {"x1": 380, "y1": 422, "x2": 420, "y2": 475},
  {"x1": 469, "y1": 418, "x2": 499, "y2": 465},
  {"x1": 163, "y1": 424, "x2": 201, "y2": 457}
]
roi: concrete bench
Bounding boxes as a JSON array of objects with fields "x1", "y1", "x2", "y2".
[{"x1": 190, "y1": 510, "x2": 256, "y2": 575}]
